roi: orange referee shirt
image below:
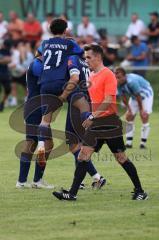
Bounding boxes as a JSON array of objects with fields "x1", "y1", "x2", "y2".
[{"x1": 88, "y1": 67, "x2": 117, "y2": 117}]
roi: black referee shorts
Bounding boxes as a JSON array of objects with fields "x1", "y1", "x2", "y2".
[{"x1": 82, "y1": 114, "x2": 126, "y2": 153}]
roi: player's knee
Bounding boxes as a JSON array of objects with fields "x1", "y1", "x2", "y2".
[
  {"x1": 78, "y1": 146, "x2": 93, "y2": 161},
  {"x1": 141, "y1": 114, "x2": 149, "y2": 123},
  {"x1": 114, "y1": 152, "x2": 127, "y2": 164},
  {"x1": 126, "y1": 112, "x2": 135, "y2": 122},
  {"x1": 25, "y1": 140, "x2": 37, "y2": 154}
]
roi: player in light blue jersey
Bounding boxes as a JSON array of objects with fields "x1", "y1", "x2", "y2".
[{"x1": 115, "y1": 67, "x2": 153, "y2": 149}]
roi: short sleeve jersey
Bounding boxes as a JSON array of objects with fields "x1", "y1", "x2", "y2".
[
  {"x1": 118, "y1": 73, "x2": 153, "y2": 100},
  {"x1": 41, "y1": 37, "x2": 83, "y2": 84},
  {"x1": 88, "y1": 67, "x2": 117, "y2": 117}
]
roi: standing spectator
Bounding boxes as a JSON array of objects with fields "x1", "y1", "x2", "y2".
[
  {"x1": 100, "y1": 36, "x2": 117, "y2": 67},
  {"x1": 122, "y1": 13, "x2": 147, "y2": 47},
  {"x1": 77, "y1": 16, "x2": 99, "y2": 40},
  {"x1": 145, "y1": 12, "x2": 159, "y2": 48},
  {"x1": 41, "y1": 13, "x2": 53, "y2": 40},
  {"x1": 60, "y1": 13, "x2": 73, "y2": 36},
  {"x1": 23, "y1": 13, "x2": 42, "y2": 48},
  {"x1": 0, "y1": 39, "x2": 12, "y2": 111},
  {"x1": 0, "y1": 12, "x2": 8, "y2": 42},
  {"x1": 8, "y1": 11, "x2": 23, "y2": 41},
  {"x1": 8, "y1": 41, "x2": 34, "y2": 106},
  {"x1": 122, "y1": 36, "x2": 149, "y2": 76}
]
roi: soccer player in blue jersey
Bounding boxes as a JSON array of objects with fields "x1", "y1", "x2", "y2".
[
  {"x1": 64, "y1": 54, "x2": 106, "y2": 189},
  {"x1": 37, "y1": 18, "x2": 84, "y2": 163},
  {"x1": 115, "y1": 67, "x2": 154, "y2": 149},
  {"x1": 16, "y1": 48, "x2": 53, "y2": 189}
]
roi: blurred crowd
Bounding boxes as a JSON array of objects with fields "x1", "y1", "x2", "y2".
[{"x1": 0, "y1": 10, "x2": 159, "y2": 110}]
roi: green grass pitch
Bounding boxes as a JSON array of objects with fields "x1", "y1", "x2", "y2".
[{"x1": 0, "y1": 107, "x2": 159, "y2": 240}]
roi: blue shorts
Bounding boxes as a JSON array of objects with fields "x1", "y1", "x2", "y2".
[{"x1": 40, "y1": 81, "x2": 65, "y2": 96}]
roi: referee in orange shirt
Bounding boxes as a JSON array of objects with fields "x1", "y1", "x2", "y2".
[{"x1": 53, "y1": 44, "x2": 148, "y2": 201}]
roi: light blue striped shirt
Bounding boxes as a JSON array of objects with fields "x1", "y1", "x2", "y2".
[{"x1": 118, "y1": 73, "x2": 153, "y2": 99}]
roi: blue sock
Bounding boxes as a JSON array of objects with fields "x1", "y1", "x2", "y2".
[
  {"x1": 86, "y1": 160, "x2": 97, "y2": 176},
  {"x1": 18, "y1": 152, "x2": 32, "y2": 183},
  {"x1": 73, "y1": 150, "x2": 97, "y2": 177},
  {"x1": 80, "y1": 112, "x2": 91, "y2": 122},
  {"x1": 33, "y1": 161, "x2": 46, "y2": 182},
  {"x1": 38, "y1": 125, "x2": 52, "y2": 142}
]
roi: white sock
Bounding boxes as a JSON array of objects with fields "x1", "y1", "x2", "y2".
[
  {"x1": 92, "y1": 173, "x2": 100, "y2": 181},
  {"x1": 38, "y1": 141, "x2": 45, "y2": 149},
  {"x1": 140, "y1": 123, "x2": 150, "y2": 146},
  {"x1": 126, "y1": 121, "x2": 135, "y2": 146}
]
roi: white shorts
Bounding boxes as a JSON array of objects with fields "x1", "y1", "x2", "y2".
[{"x1": 128, "y1": 95, "x2": 153, "y2": 115}]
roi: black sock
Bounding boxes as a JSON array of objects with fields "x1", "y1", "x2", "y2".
[
  {"x1": 73, "y1": 150, "x2": 97, "y2": 177},
  {"x1": 69, "y1": 161, "x2": 87, "y2": 196},
  {"x1": 121, "y1": 159, "x2": 143, "y2": 192}
]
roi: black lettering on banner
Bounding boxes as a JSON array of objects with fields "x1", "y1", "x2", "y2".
[
  {"x1": 20, "y1": 0, "x2": 41, "y2": 17},
  {"x1": 81, "y1": 0, "x2": 92, "y2": 17},
  {"x1": 96, "y1": 0, "x2": 106, "y2": 17},
  {"x1": 64, "y1": 0, "x2": 77, "y2": 17},
  {"x1": 109, "y1": 0, "x2": 127, "y2": 17}
]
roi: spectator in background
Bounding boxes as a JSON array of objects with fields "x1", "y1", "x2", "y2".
[
  {"x1": 84, "y1": 35, "x2": 95, "y2": 44},
  {"x1": 0, "y1": 39, "x2": 12, "y2": 111},
  {"x1": 8, "y1": 41, "x2": 34, "y2": 106},
  {"x1": 122, "y1": 13, "x2": 147, "y2": 47},
  {"x1": 0, "y1": 12, "x2": 8, "y2": 42},
  {"x1": 77, "y1": 16, "x2": 99, "y2": 40},
  {"x1": 41, "y1": 13, "x2": 53, "y2": 40},
  {"x1": 145, "y1": 12, "x2": 159, "y2": 48},
  {"x1": 8, "y1": 11, "x2": 23, "y2": 41},
  {"x1": 100, "y1": 36, "x2": 117, "y2": 67},
  {"x1": 23, "y1": 13, "x2": 42, "y2": 48},
  {"x1": 60, "y1": 13, "x2": 73, "y2": 36},
  {"x1": 121, "y1": 35, "x2": 149, "y2": 76}
]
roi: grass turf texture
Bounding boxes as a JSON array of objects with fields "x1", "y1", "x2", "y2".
[{"x1": 0, "y1": 107, "x2": 159, "y2": 240}]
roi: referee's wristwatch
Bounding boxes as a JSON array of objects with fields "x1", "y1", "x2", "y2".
[{"x1": 88, "y1": 114, "x2": 95, "y2": 121}]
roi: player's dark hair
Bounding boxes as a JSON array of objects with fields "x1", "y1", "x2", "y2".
[
  {"x1": 84, "y1": 44, "x2": 104, "y2": 59},
  {"x1": 50, "y1": 18, "x2": 67, "y2": 35},
  {"x1": 114, "y1": 67, "x2": 126, "y2": 75}
]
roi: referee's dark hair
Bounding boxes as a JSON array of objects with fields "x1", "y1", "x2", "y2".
[
  {"x1": 50, "y1": 18, "x2": 67, "y2": 35},
  {"x1": 84, "y1": 44, "x2": 104, "y2": 59},
  {"x1": 114, "y1": 67, "x2": 126, "y2": 75}
]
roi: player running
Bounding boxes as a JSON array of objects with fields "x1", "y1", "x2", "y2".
[
  {"x1": 115, "y1": 67, "x2": 153, "y2": 149},
  {"x1": 16, "y1": 48, "x2": 53, "y2": 189},
  {"x1": 53, "y1": 44, "x2": 148, "y2": 201}
]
